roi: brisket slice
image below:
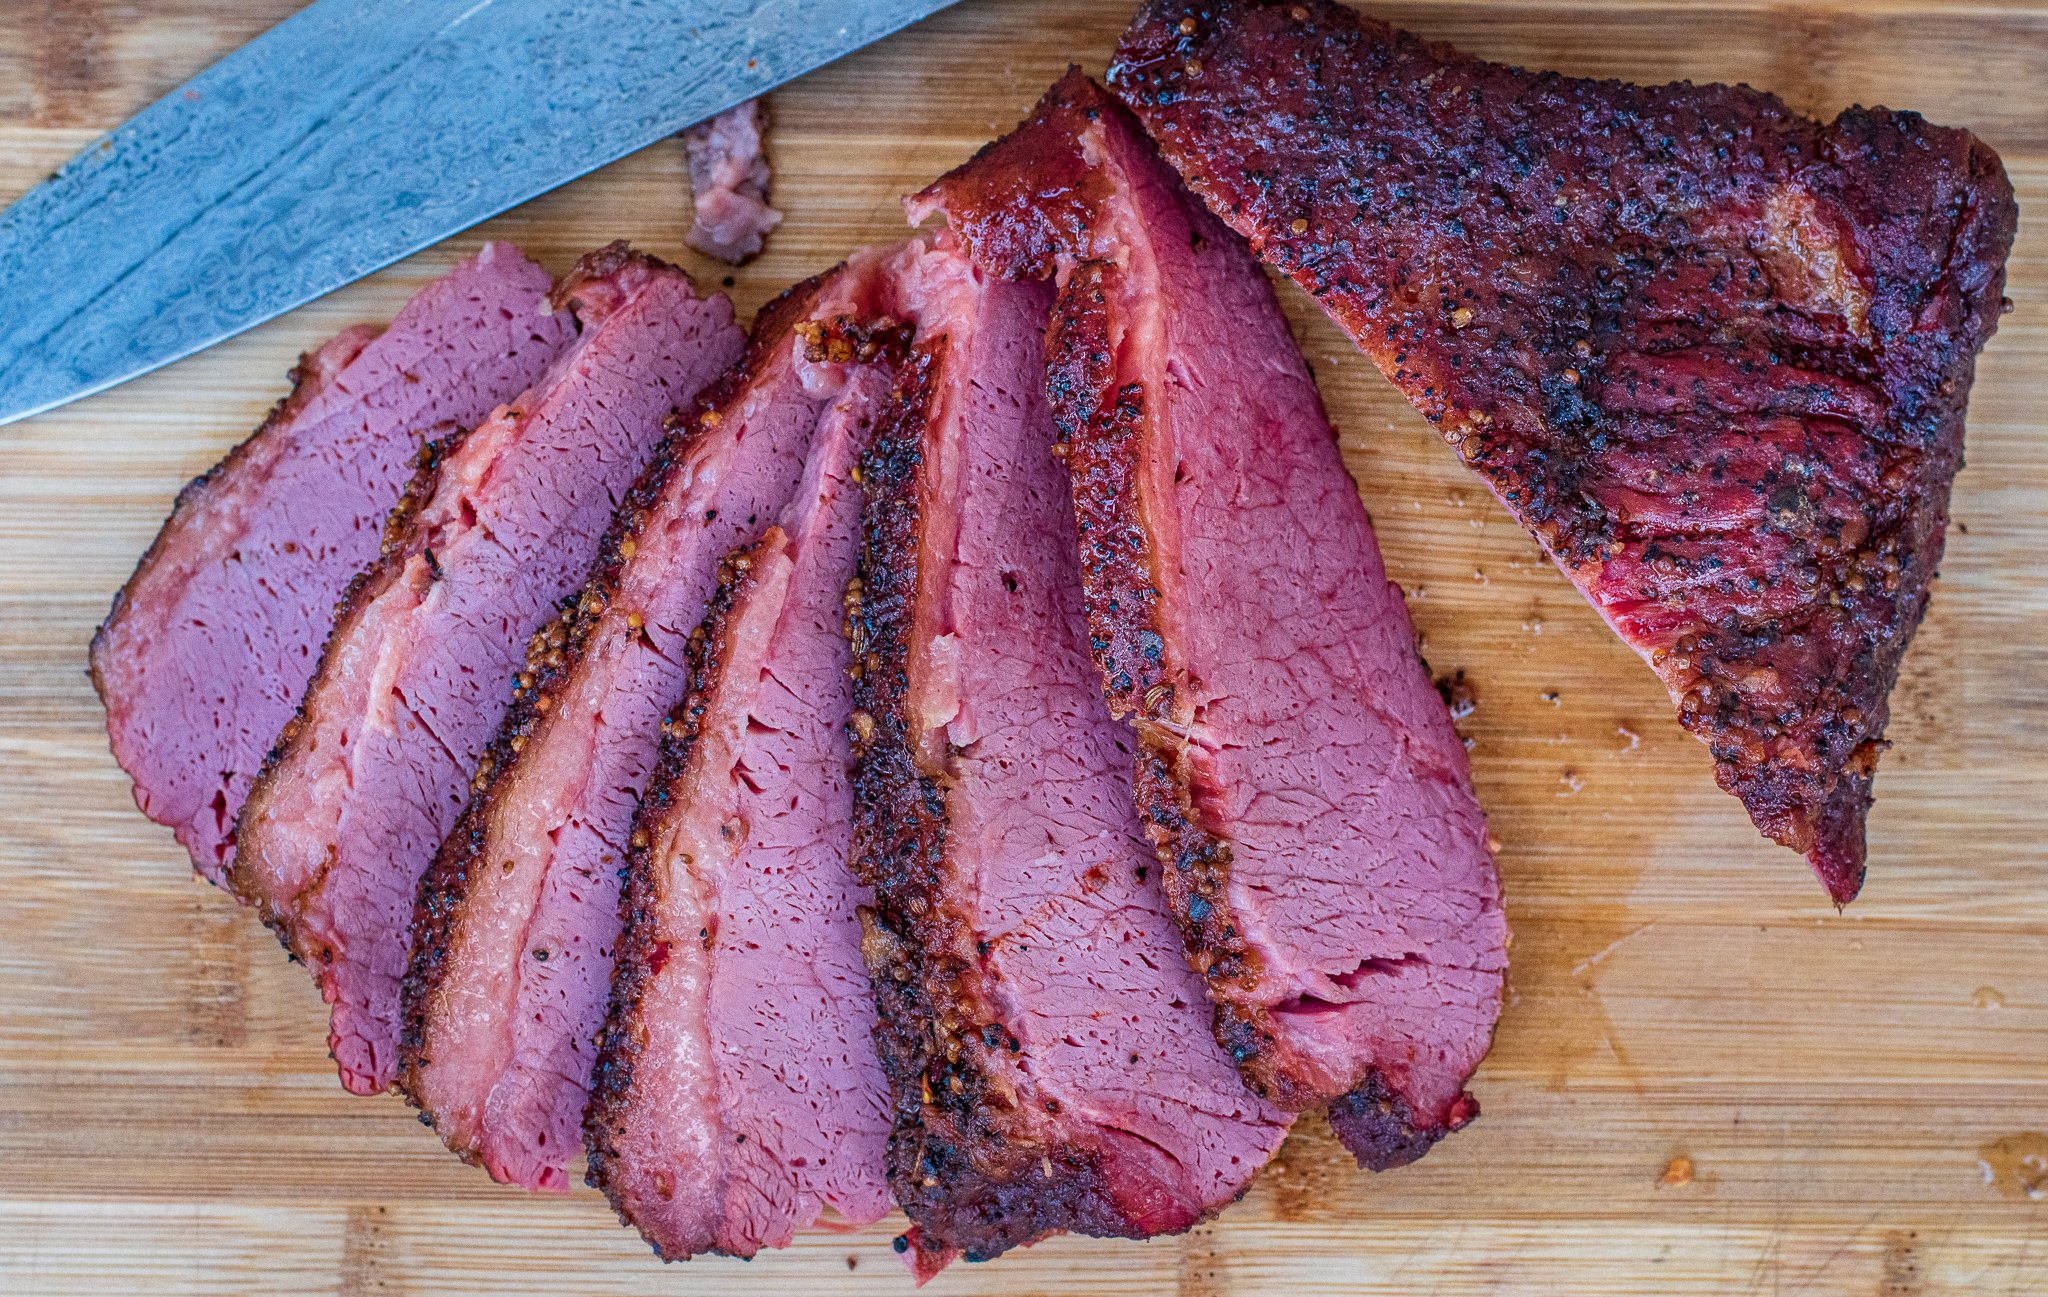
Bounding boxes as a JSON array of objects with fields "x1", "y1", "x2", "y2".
[
  {"x1": 1111, "y1": 0, "x2": 2018, "y2": 902},
  {"x1": 585, "y1": 327, "x2": 907, "y2": 1258},
  {"x1": 90, "y1": 244, "x2": 572, "y2": 886},
  {"x1": 912, "y1": 72, "x2": 1506, "y2": 1170},
  {"x1": 684, "y1": 100, "x2": 783, "y2": 265},
  {"x1": 233, "y1": 246, "x2": 742, "y2": 1096},
  {"x1": 848, "y1": 243, "x2": 1290, "y2": 1273},
  {"x1": 400, "y1": 256, "x2": 895, "y2": 1194}
]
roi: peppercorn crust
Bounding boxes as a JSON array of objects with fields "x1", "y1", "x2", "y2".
[
  {"x1": 848, "y1": 336, "x2": 1165, "y2": 1269},
  {"x1": 1111, "y1": 0, "x2": 2018, "y2": 902},
  {"x1": 1044, "y1": 261, "x2": 1293, "y2": 1084},
  {"x1": 1325, "y1": 1073, "x2": 1479, "y2": 1173},
  {"x1": 397, "y1": 271, "x2": 834, "y2": 1131},
  {"x1": 580, "y1": 531, "x2": 769, "y2": 1250}
]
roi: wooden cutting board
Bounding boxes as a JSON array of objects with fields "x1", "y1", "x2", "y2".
[{"x1": 3, "y1": 2, "x2": 2044, "y2": 1293}]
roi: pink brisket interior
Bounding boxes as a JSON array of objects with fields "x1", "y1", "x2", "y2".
[
  {"x1": 238, "y1": 258, "x2": 741, "y2": 1096},
  {"x1": 412, "y1": 279, "x2": 859, "y2": 1191},
  {"x1": 905, "y1": 249, "x2": 1291, "y2": 1223},
  {"x1": 93, "y1": 243, "x2": 571, "y2": 884},
  {"x1": 1088, "y1": 111, "x2": 1507, "y2": 1123},
  {"x1": 615, "y1": 365, "x2": 894, "y2": 1256}
]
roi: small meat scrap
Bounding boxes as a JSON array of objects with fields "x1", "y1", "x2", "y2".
[
  {"x1": 1112, "y1": 0, "x2": 2017, "y2": 902},
  {"x1": 683, "y1": 99, "x2": 783, "y2": 265}
]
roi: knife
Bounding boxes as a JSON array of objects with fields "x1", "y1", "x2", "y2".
[{"x1": 0, "y1": 0, "x2": 959, "y2": 427}]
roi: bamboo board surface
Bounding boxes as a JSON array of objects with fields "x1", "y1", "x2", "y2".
[{"x1": 2, "y1": 2, "x2": 2045, "y2": 1293}]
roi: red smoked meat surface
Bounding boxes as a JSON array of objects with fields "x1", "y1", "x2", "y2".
[{"x1": 1111, "y1": 0, "x2": 2017, "y2": 901}]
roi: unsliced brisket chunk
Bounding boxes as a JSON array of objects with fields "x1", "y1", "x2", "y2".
[
  {"x1": 233, "y1": 246, "x2": 742, "y2": 1096},
  {"x1": 848, "y1": 242, "x2": 1290, "y2": 1272},
  {"x1": 401, "y1": 256, "x2": 895, "y2": 1194},
  {"x1": 90, "y1": 244, "x2": 572, "y2": 886},
  {"x1": 911, "y1": 71, "x2": 1506, "y2": 1170},
  {"x1": 1111, "y1": 0, "x2": 2018, "y2": 902},
  {"x1": 585, "y1": 311, "x2": 908, "y2": 1258},
  {"x1": 684, "y1": 100, "x2": 782, "y2": 265}
]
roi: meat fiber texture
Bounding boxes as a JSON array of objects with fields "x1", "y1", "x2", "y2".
[
  {"x1": 585, "y1": 291, "x2": 913, "y2": 1259},
  {"x1": 233, "y1": 245, "x2": 743, "y2": 1097},
  {"x1": 911, "y1": 71, "x2": 1508, "y2": 1171},
  {"x1": 684, "y1": 100, "x2": 783, "y2": 265},
  {"x1": 91, "y1": 243, "x2": 573, "y2": 886},
  {"x1": 847, "y1": 242, "x2": 1291, "y2": 1274},
  {"x1": 401, "y1": 256, "x2": 897, "y2": 1197},
  {"x1": 1111, "y1": 0, "x2": 2019, "y2": 902}
]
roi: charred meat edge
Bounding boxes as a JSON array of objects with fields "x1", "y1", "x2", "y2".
[
  {"x1": 582, "y1": 535, "x2": 766, "y2": 1253},
  {"x1": 1048, "y1": 269, "x2": 1478, "y2": 1164}
]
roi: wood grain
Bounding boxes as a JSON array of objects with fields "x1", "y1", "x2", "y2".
[{"x1": 2, "y1": 2, "x2": 2044, "y2": 1293}]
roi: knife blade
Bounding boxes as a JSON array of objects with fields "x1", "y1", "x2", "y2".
[{"x1": 0, "y1": 0, "x2": 959, "y2": 427}]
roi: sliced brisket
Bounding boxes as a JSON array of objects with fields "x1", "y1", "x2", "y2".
[
  {"x1": 1111, "y1": 0, "x2": 2018, "y2": 901},
  {"x1": 848, "y1": 243, "x2": 1291, "y2": 1271},
  {"x1": 912, "y1": 71, "x2": 1506, "y2": 1169},
  {"x1": 91, "y1": 244, "x2": 572, "y2": 886},
  {"x1": 585, "y1": 307, "x2": 909, "y2": 1257},
  {"x1": 684, "y1": 100, "x2": 782, "y2": 265},
  {"x1": 233, "y1": 246, "x2": 742, "y2": 1096},
  {"x1": 401, "y1": 255, "x2": 896, "y2": 1193}
]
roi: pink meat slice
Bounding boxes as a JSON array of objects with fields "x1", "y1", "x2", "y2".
[
  {"x1": 846, "y1": 243, "x2": 1290, "y2": 1272},
  {"x1": 91, "y1": 243, "x2": 572, "y2": 885},
  {"x1": 684, "y1": 100, "x2": 783, "y2": 265},
  {"x1": 587, "y1": 350, "x2": 903, "y2": 1258},
  {"x1": 233, "y1": 245, "x2": 742, "y2": 1097},
  {"x1": 402, "y1": 254, "x2": 899, "y2": 1192},
  {"x1": 911, "y1": 72, "x2": 1507, "y2": 1169}
]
